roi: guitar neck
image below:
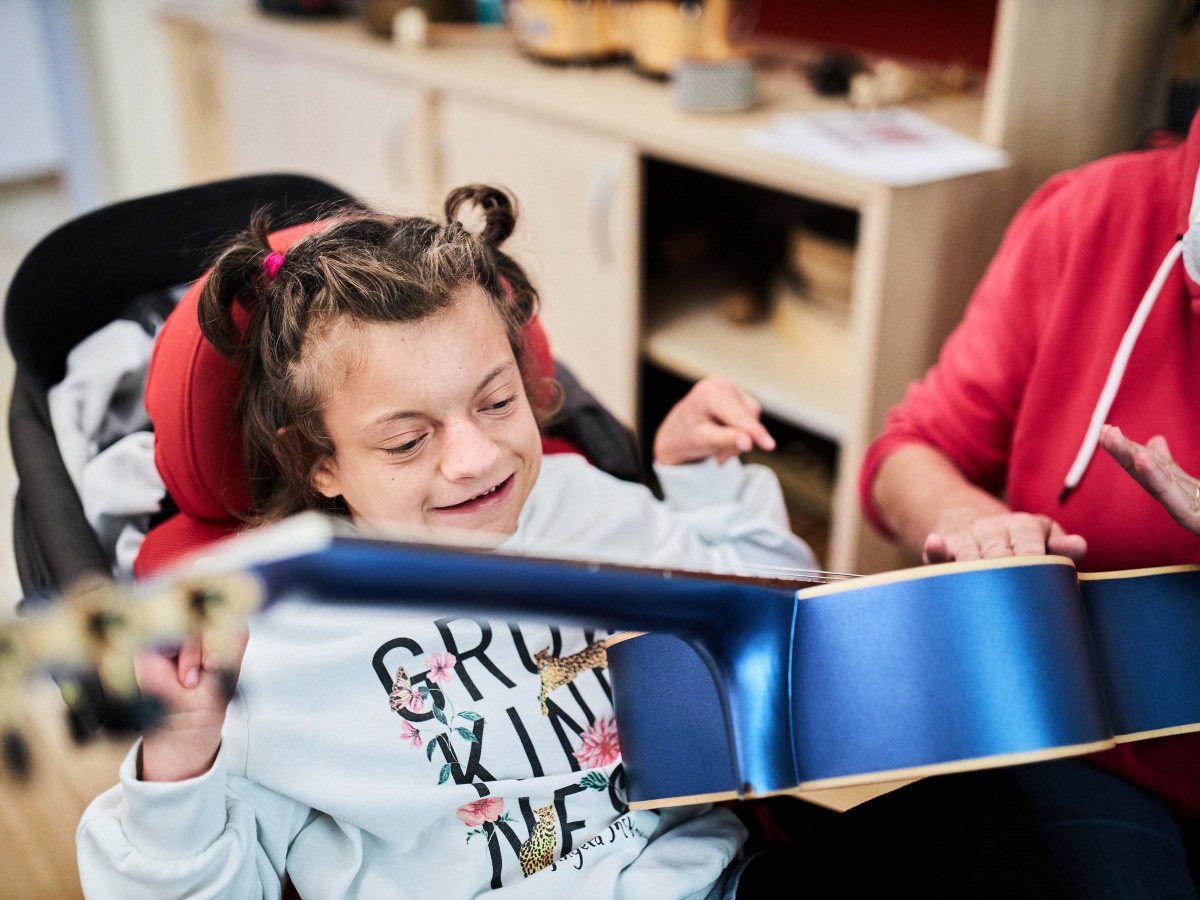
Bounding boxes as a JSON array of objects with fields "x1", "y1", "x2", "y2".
[{"x1": 0, "y1": 514, "x2": 847, "y2": 723}]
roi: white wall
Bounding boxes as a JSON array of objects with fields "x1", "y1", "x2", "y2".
[
  {"x1": 85, "y1": 0, "x2": 192, "y2": 200},
  {"x1": 0, "y1": 0, "x2": 65, "y2": 182}
]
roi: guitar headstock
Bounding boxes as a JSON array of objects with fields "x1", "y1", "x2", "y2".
[{"x1": 0, "y1": 571, "x2": 263, "y2": 778}]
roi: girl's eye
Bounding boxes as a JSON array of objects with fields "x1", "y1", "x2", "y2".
[
  {"x1": 485, "y1": 396, "x2": 516, "y2": 412},
  {"x1": 384, "y1": 434, "x2": 427, "y2": 456}
]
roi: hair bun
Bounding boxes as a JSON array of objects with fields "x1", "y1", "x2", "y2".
[{"x1": 444, "y1": 184, "x2": 517, "y2": 246}]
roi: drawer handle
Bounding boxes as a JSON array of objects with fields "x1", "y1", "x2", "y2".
[{"x1": 588, "y1": 156, "x2": 625, "y2": 268}]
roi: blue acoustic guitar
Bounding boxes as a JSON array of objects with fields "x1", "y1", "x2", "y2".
[
  {"x1": 8, "y1": 513, "x2": 1200, "y2": 809},
  {"x1": 607, "y1": 559, "x2": 1200, "y2": 808}
]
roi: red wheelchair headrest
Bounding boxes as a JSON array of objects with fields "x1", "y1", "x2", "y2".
[{"x1": 145, "y1": 219, "x2": 559, "y2": 527}]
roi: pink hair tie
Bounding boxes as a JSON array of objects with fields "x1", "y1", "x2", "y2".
[{"x1": 263, "y1": 251, "x2": 285, "y2": 279}]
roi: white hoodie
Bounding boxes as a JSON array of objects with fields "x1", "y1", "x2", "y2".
[{"x1": 77, "y1": 455, "x2": 816, "y2": 899}]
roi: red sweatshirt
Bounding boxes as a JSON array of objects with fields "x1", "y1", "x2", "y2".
[{"x1": 860, "y1": 113, "x2": 1200, "y2": 815}]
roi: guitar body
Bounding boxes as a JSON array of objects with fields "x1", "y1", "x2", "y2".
[
  {"x1": 609, "y1": 632, "x2": 740, "y2": 805},
  {"x1": 609, "y1": 559, "x2": 1200, "y2": 809},
  {"x1": 1082, "y1": 566, "x2": 1200, "y2": 741}
]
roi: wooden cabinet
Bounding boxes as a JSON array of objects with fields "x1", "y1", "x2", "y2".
[
  {"x1": 217, "y1": 40, "x2": 294, "y2": 175},
  {"x1": 162, "y1": 4, "x2": 1176, "y2": 573},
  {"x1": 164, "y1": 20, "x2": 230, "y2": 182},
  {"x1": 286, "y1": 61, "x2": 435, "y2": 212},
  {"x1": 176, "y1": 25, "x2": 436, "y2": 212},
  {"x1": 440, "y1": 97, "x2": 640, "y2": 423}
]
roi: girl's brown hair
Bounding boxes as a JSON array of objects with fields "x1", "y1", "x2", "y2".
[{"x1": 198, "y1": 184, "x2": 556, "y2": 524}]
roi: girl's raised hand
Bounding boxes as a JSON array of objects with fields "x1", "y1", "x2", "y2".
[
  {"x1": 1101, "y1": 424, "x2": 1200, "y2": 537},
  {"x1": 135, "y1": 628, "x2": 249, "y2": 782},
  {"x1": 653, "y1": 376, "x2": 776, "y2": 466}
]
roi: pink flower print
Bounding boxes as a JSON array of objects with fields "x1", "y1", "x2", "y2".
[
  {"x1": 573, "y1": 716, "x2": 621, "y2": 768},
  {"x1": 399, "y1": 720, "x2": 423, "y2": 749},
  {"x1": 456, "y1": 797, "x2": 505, "y2": 827},
  {"x1": 425, "y1": 653, "x2": 457, "y2": 683}
]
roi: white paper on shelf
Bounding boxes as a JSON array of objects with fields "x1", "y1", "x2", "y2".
[{"x1": 746, "y1": 108, "x2": 1009, "y2": 187}]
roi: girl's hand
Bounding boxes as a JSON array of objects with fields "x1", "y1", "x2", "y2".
[
  {"x1": 922, "y1": 510, "x2": 1088, "y2": 565},
  {"x1": 136, "y1": 628, "x2": 249, "y2": 782},
  {"x1": 653, "y1": 376, "x2": 776, "y2": 466},
  {"x1": 1101, "y1": 424, "x2": 1200, "y2": 537}
]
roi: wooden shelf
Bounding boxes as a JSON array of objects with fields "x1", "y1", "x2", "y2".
[
  {"x1": 643, "y1": 280, "x2": 850, "y2": 441},
  {"x1": 172, "y1": 8, "x2": 988, "y2": 208}
]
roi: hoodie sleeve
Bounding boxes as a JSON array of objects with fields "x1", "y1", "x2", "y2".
[
  {"x1": 653, "y1": 456, "x2": 815, "y2": 570},
  {"x1": 515, "y1": 454, "x2": 818, "y2": 573},
  {"x1": 858, "y1": 171, "x2": 1078, "y2": 537},
  {"x1": 77, "y1": 741, "x2": 310, "y2": 900}
]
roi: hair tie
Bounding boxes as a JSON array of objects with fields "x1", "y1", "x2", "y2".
[{"x1": 263, "y1": 251, "x2": 285, "y2": 280}]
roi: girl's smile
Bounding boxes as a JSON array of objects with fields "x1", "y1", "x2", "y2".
[
  {"x1": 432, "y1": 473, "x2": 516, "y2": 516},
  {"x1": 311, "y1": 287, "x2": 543, "y2": 540}
]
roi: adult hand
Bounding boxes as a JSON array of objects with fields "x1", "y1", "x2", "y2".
[
  {"x1": 871, "y1": 444, "x2": 1089, "y2": 566},
  {"x1": 922, "y1": 511, "x2": 1088, "y2": 565},
  {"x1": 1100, "y1": 424, "x2": 1200, "y2": 537},
  {"x1": 653, "y1": 376, "x2": 776, "y2": 466},
  {"x1": 136, "y1": 628, "x2": 249, "y2": 782}
]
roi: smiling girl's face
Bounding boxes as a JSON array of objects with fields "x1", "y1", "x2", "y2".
[{"x1": 311, "y1": 287, "x2": 543, "y2": 540}]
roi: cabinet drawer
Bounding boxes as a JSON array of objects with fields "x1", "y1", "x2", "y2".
[
  {"x1": 440, "y1": 97, "x2": 640, "y2": 424},
  {"x1": 216, "y1": 39, "x2": 434, "y2": 212}
]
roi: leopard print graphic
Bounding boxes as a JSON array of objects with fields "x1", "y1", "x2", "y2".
[
  {"x1": 534, "y1": 640, "x2": 608, "y2": 716},
  {"x1": 518, "y1": 803, "x2": 559, "y2": 876}
]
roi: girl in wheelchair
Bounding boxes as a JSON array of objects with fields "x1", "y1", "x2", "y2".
[{"x1": 76, "y1": 184, "x2": 815, "y2": 899}]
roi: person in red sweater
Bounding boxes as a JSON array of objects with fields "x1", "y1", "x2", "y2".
[{"x1": 861, "y1": 108, "x2": 1200, "y2": 896}]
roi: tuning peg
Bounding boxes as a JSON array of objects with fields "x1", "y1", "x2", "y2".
[
  {"x1": 101, "y1": 694, "x2": 165, "y2": 733},
  {"x1": 3, "y1": 729, "x2": 30, "y2": 780},
  {"x1": 63, "y1": 578, "x2": 141, "y2": 702},
  {"x1": 0, "y1": 570, "x2": 264, "y2": 767},
  {"x1": 0, "y1": 624, "x2": 30, "y2": 776},
  {"x1": 58, "y1": 678, "x2": 96, "y2": 745},
  {"x1": 138, "y1": 572, "x2": 263, "y2": 668}
]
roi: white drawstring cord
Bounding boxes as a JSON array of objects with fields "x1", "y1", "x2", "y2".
[{"x1": 1059, "y1": 239, "x2": 1183, "y2": 503}]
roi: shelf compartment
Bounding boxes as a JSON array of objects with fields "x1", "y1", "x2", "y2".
[
  {"x1": 643, "y1": 278, "x2": 851, "y2": 442},
  {"x1": 639, "y1": 359, "x2": 837, "y2": 567}
]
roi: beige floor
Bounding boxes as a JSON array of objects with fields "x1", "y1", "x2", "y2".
[{"x1": 0, "y1": 177, "x2": 133, "y2": 899}]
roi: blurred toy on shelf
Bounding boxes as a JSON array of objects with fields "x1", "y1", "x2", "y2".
[
  {"x1": 504, "y1": 0, "x2": 758, "y2": 85},
  {"x1": 507, "y1": 0, "x2": 627, "y2": 65},
  {"x1": 775, "y1": 222, "x2": 855, "y2": 326},
  {"x1": 362, "y1": 0, "x2": 474, "y2": 38},
  {"x1": 260, "y1": 0, "x2": 349, "y2": 16},
  {"x1": 718, "y1": 284, "x2": 770, "y2": 324},
  {"x1": 675, "y1": 55, "x2": 757, "y2": 111},
  {"x1": 800, "y1": 50, "x2": 867, "y2": 96},
  {"x1": 848, "y1": 58, "x2": 978, "y2": 109}
]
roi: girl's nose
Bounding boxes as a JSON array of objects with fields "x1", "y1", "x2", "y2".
[{"x1": 440, "y1": 418, "x2": 502, "y2": 482}]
